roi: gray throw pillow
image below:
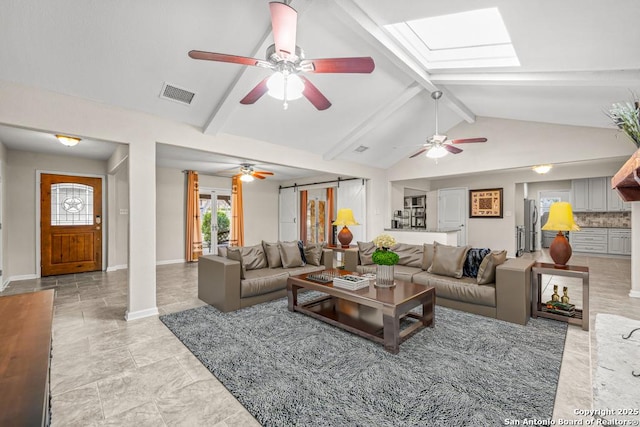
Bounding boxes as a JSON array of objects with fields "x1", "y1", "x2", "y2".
[
  {"x1": 226, "y1": 247, "x2": 245, "y2": 279},
  {"x1": 357, "y1": 241, "x2": 376, "y2": 265},
  {"x1": 278, "y1": 241, "x2": 304, "y2": 268},
  {"x1": 427, "y1": 242, "x2": 471, "y2": 279},
  {"x1": 217, "y1": 246, "x2": 227, "y2": 258},
  {"x1": 304, "y1": 243, "x2": 324, "y2": 266},
  {"x1": 262, "y1": 241, "x2": 282, "y2": 268},
  {"x1": 422, "y1": 243, "x2": 434, "y2": 271},
  {"x1": 477, "y1": 250, "x2": 507, "y2": 285},
  {"x1": 240, "y1": 244, "x2": 268, "y2": 271},
  {"x1": 391, "y1": 243, "x2": 423, "y2": 268}
]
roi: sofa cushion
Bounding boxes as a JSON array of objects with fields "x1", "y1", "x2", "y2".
[
  {"x1": 241, "y1": 244, "x2": 268, "y2": 271},
  {"x1": 226, "y1": 247, "x2": 245, "y2": 279},
  {"x1": 356, "y1": 264, "x2": 376, "y2": 275},
  {"x1": 355, "y1": 264, "x2": 421, "y2": 282},
  {"x1": 357, "y1": 241, "x2": 376, "y2": 265},
  {"x1": 282, "y1": 264, "x2": 326, "y2": 276},
  {"x1": 463, "y1": 248, "x2": 491, "y2": 278},
  {"x1": 217, "y1": 246, "x2": 228, "y2": 258},
  {"x1": 278, "y1": 241, "x2": 304, "y2": 268},
  {"x1": 428, "y1": 243, "x2": 471, "y2": 279},
  {"x1": 304, "y1": 243, "x2": 324, "y2": 266},
  {"x1": 422, "y1": 243, "x2": 434, "y2": 271},
  {"x1": 413, "y1": 271, "x2": 496, "y2": 307},
  {"x1": 477, "y1": 250, "x2": 507, "y2": 285},
  {"x1": 262, "y1": 241, "x2": 282, "y2": 268},
  {"x1": 391, "y1": 243, "x2": 423, "y2": 268},
  {"x1": 240, "y1": 270, "x2": 289, "y2": 298}
]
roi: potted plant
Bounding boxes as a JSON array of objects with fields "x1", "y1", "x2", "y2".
[
  {"x1": 372, "y1": 234, "x2": 400, "y2": 287},
  {"x1": 608, "y1": 98, "x2": 640, "y2": 148}
]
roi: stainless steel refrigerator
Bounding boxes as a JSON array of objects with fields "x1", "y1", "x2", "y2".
[{"x1": 523, "y1": 199, "x2": 538, "y2": 252}]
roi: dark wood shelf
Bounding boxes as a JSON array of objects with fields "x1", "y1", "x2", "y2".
[{"x1": 612, "y1": 148, "x2": 640, "y2": 202}]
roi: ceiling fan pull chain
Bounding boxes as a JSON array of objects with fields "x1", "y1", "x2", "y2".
[{"x1": 283, "y1": 73, "x2": 289, "y2": 110}]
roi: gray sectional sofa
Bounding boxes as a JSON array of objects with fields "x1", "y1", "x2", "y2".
[
  {"x1": 198, "y1": 241, "x2": 333, "y2": 312},
  {"x1": 344, "y1": 241, "x2": 535, "y2": 325}
]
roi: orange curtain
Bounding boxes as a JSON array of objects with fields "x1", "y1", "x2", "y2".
[
  {"x1": 230, "y1": 176, "x2": 244, "y2": 247},
  {"x1": 186, "y1": 171, "x2": 202, "y2": 262},
  {"x1": 299, "y1": 190, "x2": 308, "y2": 243},
  {"x1": 326, "y1": 187, "x2": 335, "y2": 245}
]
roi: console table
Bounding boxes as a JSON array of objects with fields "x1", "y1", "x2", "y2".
[
  {"x1": 531, "y1": 262, "x2": 589, "y2": 331},
  {"x1": 0, "y1": 290, "x2": 55, "y2": 426}
]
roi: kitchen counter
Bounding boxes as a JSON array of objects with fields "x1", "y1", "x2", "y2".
[{"x1": 383, "y1": 228, "x2": 459, "y2": 246}]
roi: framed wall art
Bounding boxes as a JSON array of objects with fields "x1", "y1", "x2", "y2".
[{"x1": 469, "y1": 188, "x2": 503, "y2": 218}]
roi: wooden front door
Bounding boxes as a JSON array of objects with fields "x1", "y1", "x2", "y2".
[{"x1": 40, "y1": 174, "x2": 102, "y2": 276}]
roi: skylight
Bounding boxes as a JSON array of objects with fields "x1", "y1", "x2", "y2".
[{"x1": 384, "y1": 8, "x2": 520, "y2": 70}]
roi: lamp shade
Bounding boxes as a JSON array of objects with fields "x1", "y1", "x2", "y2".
[
  {"x1": 541, "y1": 202, "x2": 580, "y2": 232},
  {"x1": 332, "y1": 208, "x2": 359, "y2": 226}
]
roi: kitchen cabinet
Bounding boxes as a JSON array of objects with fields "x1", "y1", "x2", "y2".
[
  {"x1": 606, "y1": 176, "x2": 632, "y2": 211},
  {"x1": 608, "y1": 229, "x2": 632, "y2": 255},
  {"x1": 572, "y1": 177, "x2": 607, "y2": 212},
  {"x1": 403, "y1": 196, "x2": 426, "y2": 229},
  {"x1": 569, "y1": 228, "x2": 608, "y2": 253}
]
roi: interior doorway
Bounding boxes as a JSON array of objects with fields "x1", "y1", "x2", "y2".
[
  {"x1": 200, "y1": 188, "x2": 231, "y2": 255},
  {"x1": 437, "y1": 187, "x2": 468, "y2": 246},
  {"x1": 40, "y1": 173, "x2": 103, "y2": 276}
]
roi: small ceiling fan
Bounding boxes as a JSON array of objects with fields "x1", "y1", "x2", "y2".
[
  {"x1": 409, "y1": 91, "x2": 487, "y2": 160},
  {"x1": 188, "y1": 1, "x2": 375, "y2": 110},
  {"x1": 234, "y1": 164, "x2": 274, "y2": 182}
]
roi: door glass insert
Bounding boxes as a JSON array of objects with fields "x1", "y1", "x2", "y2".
[{"x1": 51, "y1": 183, "x2": 94, "y2": 225}]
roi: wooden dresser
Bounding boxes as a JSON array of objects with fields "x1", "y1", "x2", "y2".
[{"x1": 0, "y1": 290, "x2": 55, "y2": 426}]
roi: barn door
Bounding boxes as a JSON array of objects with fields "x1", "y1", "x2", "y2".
[{"x1": 41, "y1": 174, "x2": 102, "y2": 276}]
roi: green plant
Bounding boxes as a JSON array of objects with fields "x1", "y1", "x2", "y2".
[
  {"x1": 608, "y1": 99, "x2": 640, "y2": 148},
  {"x1": 217, "y1": 210, "x2": 230, "y2": 232},
  {"x1": 372, "y1": 248, "x2": 399, "y2": 266},
  {"x1": 201, "y1": 210, "x2": 212, "y2": 246}
]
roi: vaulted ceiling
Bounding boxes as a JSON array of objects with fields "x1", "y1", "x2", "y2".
[{"x1": 0, "y1": 0, "x2": 639, "y2": 177}]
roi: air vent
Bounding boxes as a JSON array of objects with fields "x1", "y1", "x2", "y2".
[
  {"x1": 160, "y1": 83, "x2": 196, "y2": 105},
  {"x1": 354, "y1": 145, "x2": 369, "y2": 153}
]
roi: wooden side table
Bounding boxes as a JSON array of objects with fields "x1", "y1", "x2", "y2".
[
  {"x1": 531, "y1": 262, "x2": 589, "y2": 331},
  {"x1": 326, "y1": 244, "x2": 357, "y2": 269}
]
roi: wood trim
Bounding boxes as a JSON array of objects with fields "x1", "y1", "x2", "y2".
[{"x1": 612, "y1": 148, "x2": 640, "y2": 202}]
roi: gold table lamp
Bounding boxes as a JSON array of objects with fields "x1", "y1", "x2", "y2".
[
  {"x1": 332, "y1": 208, "x2": 359, "y2": 248},
  {"x1": 541, "y1": 202, "x2": 580, "y2": 267}
]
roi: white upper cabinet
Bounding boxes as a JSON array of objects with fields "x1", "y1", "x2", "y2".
[
  {"x1": 571, "y1": 177, "x2": 607, "y2": 212},
  {"x1": 606, "y1": 176, "x2": 632, "y2": 212}
]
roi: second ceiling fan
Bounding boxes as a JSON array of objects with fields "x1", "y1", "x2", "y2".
[
  {"x1": 410, "y1": 91, "x2": 487, "y2": 160},
  {"x1": 189, "y1": 1, "x2": 375, "y2": 110}
]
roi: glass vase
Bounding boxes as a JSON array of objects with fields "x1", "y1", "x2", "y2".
[{"x1": 375, "y1": 264, "x2": 395, "y2": 287}]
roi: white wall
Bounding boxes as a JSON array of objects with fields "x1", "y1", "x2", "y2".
[
  {"x1": 156, "y1": 167, "x2": 184, "y2": 263},
  {"x1": 0, "y1": 142, "x2": 6, "y2": 288},
  {"x1": 242, "y1": 179, "x2": 279, "y2": 246},
  {"x1": 114, "y1": 165, "x2": 129, "y2": 267},
  {"x1": 6, "y1": 150, "x2": 107, "y2": 279}
]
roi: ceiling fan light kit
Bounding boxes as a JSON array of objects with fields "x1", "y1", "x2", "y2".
[
  {"x1": 239, "y1": 173, "x2": 255, "y2": 182},
  {"x1": 234, "y1": 163, "x2": 275, "y2": 182},
  {"x1": 188, "y1": 1, "x2": 374, "y2": 110}
]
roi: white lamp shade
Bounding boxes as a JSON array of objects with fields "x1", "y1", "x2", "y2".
[
  {"x1": 267, "y1": 72, "x2": 304, "y2": 100},
  {"x1": 426, "y1": 145, "x2": 448, "y2": 159},
  {"x1": 239, "y1": 174, "x2": 254, "y2": 182}
]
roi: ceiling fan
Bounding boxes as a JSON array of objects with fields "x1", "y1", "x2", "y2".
[
  {"x1": 234, "y1": 164, "x2": 274, "y2": 182},
  {"x1": 188, "y1": 1, "x2": 375, "y2": 110},
  {"x1": 409, "y1": 91, "x2": 487, "y2": 160}
]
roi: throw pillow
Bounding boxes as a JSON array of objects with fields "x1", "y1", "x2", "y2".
[
  {"x1": 422, "y1": 243, "x2": 435, "y2": 271},
  {"x1": 427, "y1": 242, "x2": 471, "y2": 279},
  {"x1": 226, "y1": 247, "x2": 245, "y2": 279},
  {"x1": 241, "y1": 244, "x2": 268, "y2": 271},
  {"x1": 463, "y1": 248, "x2": 492, "y2": 278},
  {"x1": 262, "y1": 241, "x2": 282, "y2": 268},
  {"x1": 278, "y1": 241, "x2": 304, "y2": 268},
  {"x1": 217, "y1": 246, "x2": 228, "y2": 258},
  {"x1": 304, "y1": 243, "x2": 324, "y2": 266},
  {"x1": 477, "y1": 250, "x2": 507, "y2": 285},
  {"x1": 357, "y1": 241, "x2": 376, "y2": 265},
  {"x1": 297, "y1": 240, "x2": 307, "y2": 265},
  {"x1": 391, "y1": 243, "x2": 423, "y2": 268}
]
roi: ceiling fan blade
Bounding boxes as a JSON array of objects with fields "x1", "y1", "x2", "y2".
[
  {"x1": 445, "y1": 145, "x2": 463, "y2": 154},
  {"x1": 240, "y1": 77, "x2": 270, "y2": 104},
  {"x1": 301, "y1": 57, "x2": 375, "y2": 73},
  {"x1": 188, "y1": 50, "x2": 268, "y2": 67},
  {"x1": 269, "y1": 1, "x2": 297, "y2": 59},
  {"x1": 409, "y1": 148, "x2": 428, "y2": 158},
  {"x1": 252, "y1": 174, "x2": 267, "y2": 180},
  {"x1": 253, "y1": 171, "x2": 274, "y2": 175},
  {"x1": 450, "y1": 137, "x2": 487, "y2": 144},
  {"x1": 299, "y1": 76, "x2": 331, "y2": 110}
]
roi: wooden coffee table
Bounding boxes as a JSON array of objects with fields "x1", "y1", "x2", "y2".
[{"x1": 287, "y1": 271, "x2": 435, "y2": 354}]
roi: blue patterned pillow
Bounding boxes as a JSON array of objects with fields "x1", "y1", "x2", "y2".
[{"x1": 463, "y1": 248, "x2": 491, "y2": 278}]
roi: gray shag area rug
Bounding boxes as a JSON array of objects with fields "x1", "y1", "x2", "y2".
[{"x1": 160, "y1": 294, "x2": 567, "y2": 427}]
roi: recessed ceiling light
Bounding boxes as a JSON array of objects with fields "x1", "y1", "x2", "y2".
[{"x1": 384, "y1": 8, "x2": 520, "y2": 70}]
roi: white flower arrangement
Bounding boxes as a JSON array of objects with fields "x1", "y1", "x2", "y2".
[{"x1": 373, "y1": 234, "x2": 396, "y2": 249}]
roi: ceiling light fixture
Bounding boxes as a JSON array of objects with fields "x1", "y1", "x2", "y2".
[
  {"x1": 532, "y1": 164, "x2": 552, "y2": 174},
  {"x1": 55, "y1": 134, "x2": 81, "y2": 147},
  {"x1": 267, "y1": 72, "x2": 305, "y2": 103},
  {"x1": 426, "y1": 145, "x2": 449, "y2": 159},
  {"x1": 239, "y1": 173, "x2": 255, "y2": 183}
]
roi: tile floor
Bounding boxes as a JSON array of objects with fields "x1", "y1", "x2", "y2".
[{"x1": 1, "y1": 250, "x2": 637, "y2": 426}]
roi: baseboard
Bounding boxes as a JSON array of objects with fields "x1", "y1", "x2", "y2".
[
  {"x1": 106, "y1": 264, "x2": 128, "y2": 272},
  {"x1": 629, "y1": 289, "x2": 640, "y2": 299},
  {"x1": 156, "y1": 259, "x2": 186, "y2": 266},
  {"x1": 0, "y1": 279, "x2": 8, "y2": 292},
  {"x1": 124, "y1": 307, "x2": 159, "y2": 321},
  {"x1": 8, "y1": 274, "x2": 38, "y2": 283}
]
